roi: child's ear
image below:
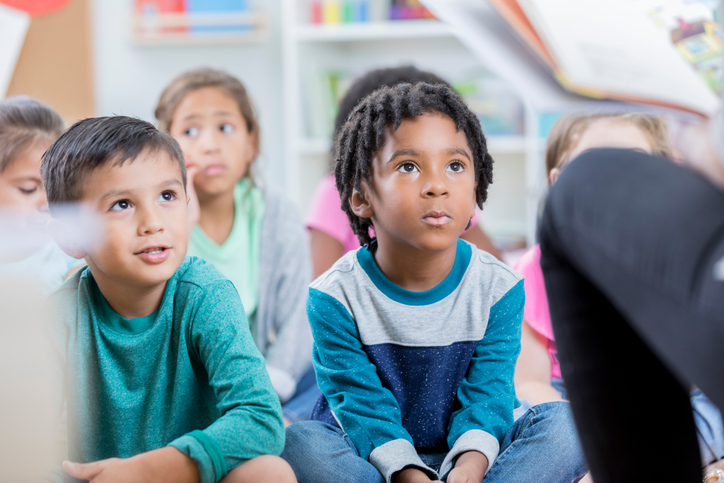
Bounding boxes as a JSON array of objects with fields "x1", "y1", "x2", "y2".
[
  {"x1": 47, "y1": 218, "x2": 87, "y2": 260},
  {"x1": 349, "y1": 181, "x2": 374, "y2": 219},
  {"x1": 248, "y1": 129, "x2": 260, "y2": 162}
]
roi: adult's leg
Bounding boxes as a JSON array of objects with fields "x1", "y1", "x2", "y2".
[
  {"x1": 540, "y1": 149, "x2": 724, "y2": 481},
  {"x1": 482, "y1": 401, "x2": 587, "y2": 483},
  {"x1": 281, "y1": 421, "x2": 385, "y2": 483}
]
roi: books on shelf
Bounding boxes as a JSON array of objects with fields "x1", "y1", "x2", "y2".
[
  {"x1": 301, "y1": 67, "x2": 524, "y2": 142},
  {"x1": 133, "y1": 0, "x2": 263, "y2": 41},
  {"x1": 306, "y1": 0, "x2": 434, "y2": 24},
  {"x1": 485, "y1": 0, "x2": 722, "y2": 117}
]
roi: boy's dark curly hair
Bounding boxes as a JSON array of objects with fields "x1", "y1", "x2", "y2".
[{"x1": 334, "y1": 82, "x2": 493, "y2": 246}]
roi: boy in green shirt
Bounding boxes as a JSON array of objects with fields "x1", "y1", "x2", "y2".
[{"x1": 41, "y1": 116, "x2": 295, "y2": 483}]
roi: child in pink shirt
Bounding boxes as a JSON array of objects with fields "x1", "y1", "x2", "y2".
[{"x1": 514, "y1": 112, "x2": 675, "y2": 406}]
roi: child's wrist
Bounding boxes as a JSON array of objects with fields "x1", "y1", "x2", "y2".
[
  {"x1": 135, "y1": 447, "x2": 199, "y2": 483},
  {"x1": 454, "y1": 450, "x2": 488, "y2": 479},
  {"x1": 392, "y1": 466, "x2": 434, "y2": 483}
]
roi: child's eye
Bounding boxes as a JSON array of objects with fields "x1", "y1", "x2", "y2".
[
  {"x1": 447, "y1": 161, "x2": 465, "y2": 173},
  {"x1": 220, "y1": 123, "x2": 234, "y2": 134},
  {"x1": 397, "y1": 162, "x2": 418, "y2": 173},
  {"x1": 158, "y1": 190, "x2": 176, "y2": 202},
  {"x1": 18, "y1": 187, "x2": 38, "y2": 195},
  {"x1": 110, "y1": 200, "x2": 131, "y2": 211},
  {"x1": 184, "y1": 127, "x2": 199, "y2": 137}
]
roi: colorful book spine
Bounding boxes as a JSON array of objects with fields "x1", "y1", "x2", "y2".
[{"x1": 314, "y1": 0, "x2": 369, "y2": 24}]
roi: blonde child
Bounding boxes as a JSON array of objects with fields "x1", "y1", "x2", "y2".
[
  {"x1": 513, "y1": 112, "x2": 723, "y2": 472},
  {"x1": 0, "y1": 96, "x2": 82, "y2": 292},
  {"x1": 155, "y1": 69, "x2": 315, "y2": 422}
]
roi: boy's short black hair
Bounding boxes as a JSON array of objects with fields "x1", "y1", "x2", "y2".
[
  {"x1": 333, "y1": 66, "x2": 450, "y2": 152},
  {"x1": 334, "y1": 82, "x2": 493, "y2": 246},
  {"x1": 41, "y1": 116, "x2": 186, "y2": 210}
]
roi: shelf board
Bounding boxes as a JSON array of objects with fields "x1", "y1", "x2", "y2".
[
  {"x1": 131, "y1": 11, "x2": 268, "y2": 46},
  {"x1": 298, "y1": 135, "x2": 526, "y2": 156},
  {"x1": 295, "y1": 19, "x2": 452, "y2": 42}
]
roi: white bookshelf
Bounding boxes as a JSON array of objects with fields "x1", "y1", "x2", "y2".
[
  {"x1": 282, "y1": 1, "x2": 544, "y2": 244},
  {"x1": 295, "y1": 19, "x2": 452, "y2": 42}
]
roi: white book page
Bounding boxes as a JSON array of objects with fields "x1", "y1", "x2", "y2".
[
  {"x1": 518, "y1": 0, "x2": 720, "y2": 116},
  {"x1": 422, "y1": 0, "x2": 586, "y2": 111},
  {"x1": 0, "y1": 4, "x2": 30, "y2": 98}
]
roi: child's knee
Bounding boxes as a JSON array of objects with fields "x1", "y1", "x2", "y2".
[
  {"x1": 223, "y1": 455, "x2": 296, "y2": 483},
  {"x1": 532, "y1": 402, "x2": 587, "y2": 464}
]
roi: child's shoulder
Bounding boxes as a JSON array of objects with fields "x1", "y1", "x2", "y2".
[
  {"x1": 310, "y1": 248, "x2": 359, "y2": 293},
  {"x1": 172, "y1": 256, "x2": 238, "y2": 297},
  {"x1": 464, "y1": 242, "x2": 524, "y2": 302},
  {"x1": 511, "y1": 244, "x2": 541, "y2": 274}
]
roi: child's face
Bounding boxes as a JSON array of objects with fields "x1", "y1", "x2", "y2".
[
  {"x1": 74, "y1": 151, "x2": 188, "y2": 292},
  {"x1": 169, "y1": 87, "x2": 257, "y2": 198},
  {"x1": 0, "y1": 143, "x2": 50, "y2": 224},
  {"x1": 355, "y1": 113, "x2": 477, "y2": 253},
  {"x1": 550, "y1": 119, "x2": 654, "y2": 185}
]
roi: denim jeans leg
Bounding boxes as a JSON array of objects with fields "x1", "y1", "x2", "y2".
[
  {"x1": 282, "y1": 366, "x2": 322, "y2": 423},
  {"x1": 483, "y1": 401, "x2": 587, "y2": 483},
  {"x1": 281, "y1": 420, "x2": 385, "y2": 483}
]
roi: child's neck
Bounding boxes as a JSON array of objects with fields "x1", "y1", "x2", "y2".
[
  {"x1": 372, "y1": 237, "x2": 458, "y2": 292},
  {"x1": 197, "y1": 188, "x2": 236, "y2": 245},
  {"x1": 91, "y1": 267, "x2": 167, "y2": 319}
]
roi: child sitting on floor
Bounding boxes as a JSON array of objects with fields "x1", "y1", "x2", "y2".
[
  {"x1": 155, "y1": 69, "x2": 314, "y2": 423},
  {"x1": 42, "y1": 116, "x2": 295, "y2": 483},
  {"x1": 281, "y1": 83, "x2": 587, "y2": 483},
  {"x1": 513, "y1": 111, "x2": 724, "y2": 473},
  {"x1": 0, "y1": 96, "x2": 82, "y2": 292}
]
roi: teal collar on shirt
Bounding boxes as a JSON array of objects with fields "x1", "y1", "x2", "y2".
[
  {"x1": 90, "y1": 274, "x2": 164, "y2": 335},
  {"x1": 357, "y1": 238, "x2": 472, "y2": 306}
]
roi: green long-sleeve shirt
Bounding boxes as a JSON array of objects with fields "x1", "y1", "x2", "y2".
[{"x1": 48, "y1": 256, "x2": 284, "y2": 483}]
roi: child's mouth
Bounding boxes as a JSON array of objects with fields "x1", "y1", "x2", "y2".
[
  {"x1": 204, "y1": 164, "x2": 227, "y2": 176},
  {"x1": 422, "y1": 211, "x2": 452, "y2": 226},
  {"x1": 135, "y1": 246, "x2": 171, "y2": 263}
]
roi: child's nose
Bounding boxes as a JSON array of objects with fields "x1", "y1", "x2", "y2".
[
  {"x1": 422, "y1": 171, "x2": 449, "y2": 197},
  {"x1": 138, "y1": 207, "x2": 164, "y2": 235},
  {"x1": 199, "y1": 128, "x2": 221, "y2": 153},
  {"x1": 37, "y1": 191, "x2": 49, "y2": 214}
]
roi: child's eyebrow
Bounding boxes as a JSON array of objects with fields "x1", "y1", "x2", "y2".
[
  {"x1": 98, "y1": 178, "x2": 183, "y2": 201},
  {"x1": 446, "y1": 148, "x2": 472, "y2": 161},
  {"x1": 387, "y1": 149, "x2": 420, "y2": 162}
]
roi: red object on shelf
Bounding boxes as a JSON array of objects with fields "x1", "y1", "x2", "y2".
[
  {"x1": 0, "y1": 0, "x2": 71, "y2": 16},
  {"x1": 135, "y1": 0, "x2": 186, "y2": 34},
  {"x1": 311, "y1": 0, "x2": 322, "y2": 24}
]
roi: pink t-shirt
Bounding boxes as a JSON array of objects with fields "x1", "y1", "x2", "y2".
[
  {"x1": 306, "y1": 174, "x2": 480, "y2": 254},
  {"x1": 512, "y1": 244, "x2": 561, "y2": 379}
]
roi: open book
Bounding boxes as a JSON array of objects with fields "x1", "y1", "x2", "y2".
[{"x1": 487, "y1": 0, "x2": 722, "y2": 117}]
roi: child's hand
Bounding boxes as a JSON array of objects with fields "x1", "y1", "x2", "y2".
[
  {"x1": 447, "y1": 451, "x2": 488, "y2": 483},
  {"x1": 391, "y1": 467, "x2": 442, "y2": 483},
  {"x1": 63, "y1": 458, "x2": 148, "y2": 483},
  {"x1": 62, "y1": 447, "x2": 199, "y2": 483}
]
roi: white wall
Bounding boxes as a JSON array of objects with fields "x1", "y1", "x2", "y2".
[{"x1": 92, "y1": 0, "x2": 286, "y2": 189}]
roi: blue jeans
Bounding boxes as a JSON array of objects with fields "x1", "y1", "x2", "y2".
[
  {"x1": 282, "y1": 401, "x2": 588, "y2": 482},
  {"x1": 282, "y1": 366, "x2": 322, "y2": 423}
]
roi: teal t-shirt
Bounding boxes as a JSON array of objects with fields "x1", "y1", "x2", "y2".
[
  {"x1": 48, "y1": 257, "x2": 284, "y2": 483},
  {"x1": 187, "y1": 179, "x2": 265, "y2": 338}
]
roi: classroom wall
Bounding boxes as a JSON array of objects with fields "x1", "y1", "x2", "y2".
[
  {"x1": 92, "y1": 0, "x2": 286, "y2": 189},
  {"x1": 7, "y1": 0, "x2": 94, "y2": 122}
]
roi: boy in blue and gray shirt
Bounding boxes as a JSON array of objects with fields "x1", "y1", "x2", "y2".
[{"x1": 281, "y1": 83, "x2": 587, "y2": 483}]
